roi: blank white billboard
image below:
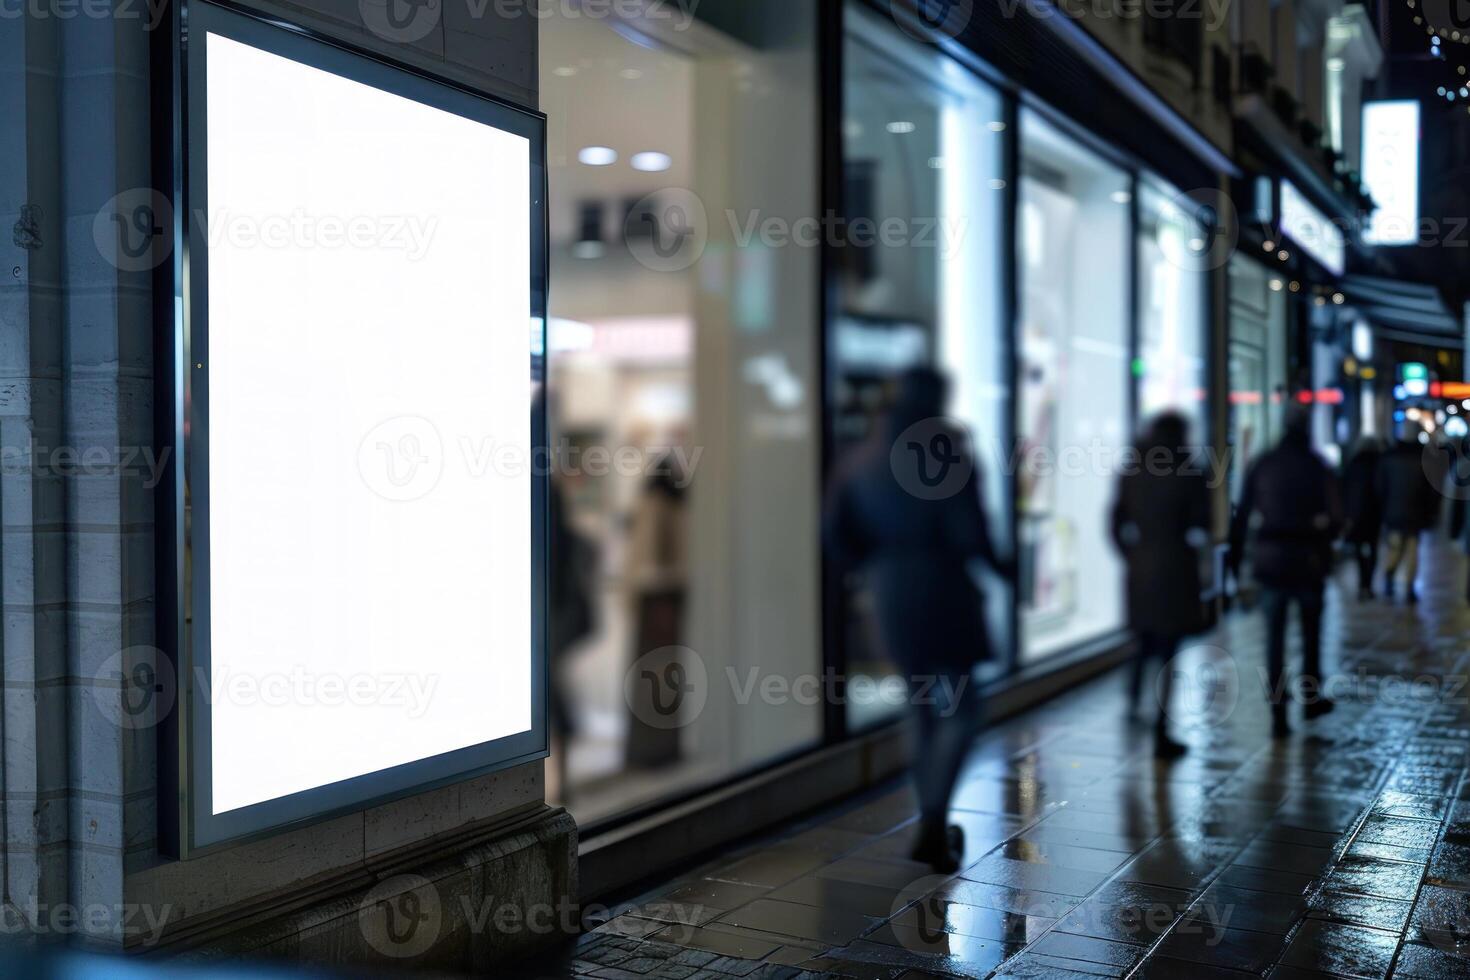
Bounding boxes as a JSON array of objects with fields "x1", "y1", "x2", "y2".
[
  {"x1": 204, "y1": 32, "x2": 533, "y2": 815},
  {"x1": 1361, "y1": 100, "x2": 1420, "y2": 246}
]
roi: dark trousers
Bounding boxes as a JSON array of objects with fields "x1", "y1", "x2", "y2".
[
  {"x1": 1261, "y1": 586, "x2": 1324, "y2": 721},
  {"x1": 911, "y1": 670, "x2": 982, "y2": 836},
  {"x1": 1128, "y1": 632, "x2": 1181, "y2": 732},
  {"x1": 1352, "y1": 539, "x2": 1377, "y2": 595}
]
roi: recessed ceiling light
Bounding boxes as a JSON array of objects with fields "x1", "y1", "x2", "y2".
[
  {"x1": 619, "y1": 68, "x2": 643, "y2": 80},
  {"x1": 1269, "y1": 279, "x2": 1284, "y2": 291},
  {"x1": 988, "y1": 121, "x2": 1007, "y2": 132},
  {"x1": 578, "y1": 146, "x2": 617, "y2": 166},
  {"x1": 631, "y1": 151, "x2": 672, "y2": 172},
  {"x1": 552, "y1": 66, "x2": 577, "y2": 77},
  {"x1": 886, "y1": 121, "x2": 916, "y2": 134},
  {"x1": 1111, "y1": 190, "x2": 1131, "y2": 204}
]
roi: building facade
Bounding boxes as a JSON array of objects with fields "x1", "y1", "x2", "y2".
[{"x1": 1, "y1": 0, "x2": 1445, "y2": 969}]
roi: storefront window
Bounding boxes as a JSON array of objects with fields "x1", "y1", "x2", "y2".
[
  {"x1": 1226, "y1": 254, "x2": 1288, "y2": 499},
  {"x1": 540, "y1": 4, "x2": 820, "y2": 824},
  {"x1": 1137, "y1": 179, "x2": 1208, "y2": 437},
  {"x1": 835, "y1": 9, "x2": 1010, "y2": 727},
  {"x1": 1017, "y1": 109, "x2": 1130, "y2": 661}
]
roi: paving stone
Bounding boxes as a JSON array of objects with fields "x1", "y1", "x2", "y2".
[{"x1": 1277, "y1": 919, "x2": 1399, "y2": 979}]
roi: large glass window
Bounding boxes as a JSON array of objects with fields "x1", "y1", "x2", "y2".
[
  {"x1": 1226, "y1": 254, "x2": 1288, "y2": 499},
  {"x1": 834, "y1": 9, "x2": 1010, "y2": 727},
  {"x1": 1016, "y1": 109, "x2": 1130, "y2": 661},
  {"x1": 540, "y1": 4, "x2": 820, "y2": 825},
  {"x1": 1137, "y1": 178, "x2": 1208, "y2": 436}
]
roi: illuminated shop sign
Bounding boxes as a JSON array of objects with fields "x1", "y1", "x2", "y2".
[
  {"x1": 1278, "y1": 181, "x2": 1345, "y2": 276},
  {"x1": 1361, "y1": 100, "x2": 1420, "y2": 246}
]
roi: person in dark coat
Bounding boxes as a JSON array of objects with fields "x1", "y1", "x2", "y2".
[
  {"x1": 1340, "y1": 436, "x2": 1385, "y2": 600},
  {"x1": 1377, "y1": 419, "x2": 1442, "y2": 603},
  {"x1": 825, "y1": 367, "x2": 1012, "y2": 872},
  {"x1": 1444, "y1": 431, "x2": 1470, "y2": 605},
  {"x1": 1228, "y1": 405, "x2": 1342, "y2": 737},
  {"x1": 1110, "y1": 412, "x2": 1211, "y2": 758}
]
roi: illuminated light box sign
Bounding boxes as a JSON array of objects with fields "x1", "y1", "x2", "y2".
[
  {"x1": 1278, "y1": 181, "x2": 1345, "y2": 276},
  {"x1": 1361, "y1": 100, "x2": 1420, "y2": 246},
  {"x1": 165, "y1": 1, "x2": 547, "y2": 852}
]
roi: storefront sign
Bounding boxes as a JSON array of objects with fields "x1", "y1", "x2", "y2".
[
  {"x1": 1361, "y1": 100, "x2": 1421, "y2": 246},
  {"x1": 1279, "y1": 181, "x2": 1345, "y2": 276}
]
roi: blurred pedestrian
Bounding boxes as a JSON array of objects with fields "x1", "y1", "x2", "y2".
[
  {"x1": 1377, "y1": 419, "x2": 1441, "y2": 603},
  {"x1": 1446, "y1": 431, "x2": 1470, "y2": 605},
  {"x1": 825, "y1": 367, "x2": 1012, "y2": 872},
  {"x1": 625, "y1": 450, "x2": 690, "y2": 768},
  {"x1": 548, "y1": 475, "x2": 599, "y2": 801},
  {"x1": 1110, "y1": 412, "x2": 1211, "y2": 759},
  {"x1": 1341, "y1": 436, "x2": 1385, "y2": 600},
  {"x1": 1229, "y1": 405, "x2": 1342, "y2": 737}
]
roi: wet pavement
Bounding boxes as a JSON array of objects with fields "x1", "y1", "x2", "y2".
[{"x1": 531, "y1": 540, "x2": 1470, "y2": 978}]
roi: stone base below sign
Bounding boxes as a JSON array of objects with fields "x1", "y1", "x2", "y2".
[{"x1": 152, "y1": 805, "x2": 578, "y2": 970}]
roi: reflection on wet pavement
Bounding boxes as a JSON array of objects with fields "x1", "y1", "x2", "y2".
[{"x1": 541, "y1": 545, "x2": 1470, "y2": 977}]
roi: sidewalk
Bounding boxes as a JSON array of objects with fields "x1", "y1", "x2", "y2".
[{"x1": 537, "y1": 541, "x2": 1470, "y2": 979}]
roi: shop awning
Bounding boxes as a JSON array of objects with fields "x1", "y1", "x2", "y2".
[{"x1": 1341, "y1": 275, "x2": 1464, "y2": 349}]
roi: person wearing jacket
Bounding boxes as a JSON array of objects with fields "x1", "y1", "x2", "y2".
[
  {"x1": 1228, "y1": 405, "x2": 1342, "y2": 737},
  {"x1": 825, "y1": 367, "x2": 1012, "y2": 872},
  {"x1": 1340, "y1": 436, "x2": 1384, "y2": 600},
  {"x1": 1376, "y1": 419, "x2": 1442, "y2": 603},
  {"x1": 1445, "y1": 431, "x2": 1470, "y2": 605},
  {"x1": 1111, "y1": 412, "x2": 1212, "y2": 759}
]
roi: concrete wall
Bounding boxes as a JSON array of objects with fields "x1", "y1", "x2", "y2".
[{"x1": 2, "y1": 0, "x2": 571, "y2": 964}]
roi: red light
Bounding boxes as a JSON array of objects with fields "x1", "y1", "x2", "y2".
[
  {"x1": 1315, "y1": 388, "x2": 1344, "y2": 405},
  {"x1": 1229, "y1": 391, "x2": 1264, "y2": 405},
  {"x1": 1431, "y1": 382, "x2": 1444, "y2": 398},
  {"x1": 1296, "y1": 390, "x2": 1314, "y2": 405}
]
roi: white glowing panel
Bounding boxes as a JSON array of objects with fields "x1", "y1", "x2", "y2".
[
  {"x1": 1279, "y1": 180, "x2": 1345, "y2": 276},
  {"x1": 1361, "y1": 100, "x2": 1420, "y2": 246},
  {"x1": 205, "y1": 33, "x2": 532, "y2": 814}
]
